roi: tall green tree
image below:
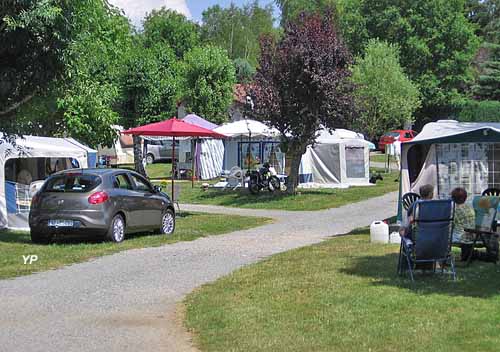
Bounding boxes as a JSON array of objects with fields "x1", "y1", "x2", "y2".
[
  {"x1": 234, "y1": 58, "x2": 256, "y2": 83},
  {"x1": 473, "y1": 42, "x2": 500, "y2": 101},
  {"x1": 277, "y1": 0, "x2": 479, "y2": 123},
  {"x1": 252, "y1": 11, "x2": 357, "y2": 193},
  {"x1": 466, "y1": 0, "x2": 499, "y2": 40},
  {"x1": 201, "y1": 1, "x2": 276, "y2": 67},
  {"x1": 352, "y1": 40, "x2": 421, "y2": 140},
  {"x1": 57, "y1": 5, "x2": 133, "y2": 148},
  {"x1": 118, "y1": 42, "x2": 182, "y2": 175},
  {"x1": 1, "y1": 0, "x2": 132, "y2": 147},
  {"x1": 181, "y1": 46, "x2": 236, "y2": 124},
  {"x1": 467, "y1": 0, "x2": 500, "y2": 101},
  {"x1": 276, "y1": 0, "x2": 335, "y2": 25},
  {"x1": 142, "y1": 8, "x2": 200, "y2": 59},
  {"x1": 1, "y1": 0, "x2": 77, "y2": 126},
  {"x1": 119, "y1": 43, "x2": 181, "y2": 127},
  {"x1": 348, "y1": 0, "x2": 479, "y2": 123}
]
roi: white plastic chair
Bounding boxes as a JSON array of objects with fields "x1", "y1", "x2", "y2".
[{"x1": 226, "y1": 166, "x2": 243, "y2": 190}]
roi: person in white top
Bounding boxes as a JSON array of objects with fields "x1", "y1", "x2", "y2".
[{"x1": 393, "y1": 137, "x2": 401, "y2": 170}]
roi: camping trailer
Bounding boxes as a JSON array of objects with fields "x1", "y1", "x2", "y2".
[
  {"x1": 399, "y1": 120, "x2": 500, "y2": 220},
  {"x1": 97, "y1": 126, "x2": 135, "y2": 166},
  {"x1": 299, "y1": 129, "x2": 371, "y2": 188},
  {"x1": 0, "y1": 135, "x2": 97, "y2": 230}
]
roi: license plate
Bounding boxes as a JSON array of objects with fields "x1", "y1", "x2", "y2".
[{"x1": 48, "y1": 219, "x2": 74, "y2": 227}]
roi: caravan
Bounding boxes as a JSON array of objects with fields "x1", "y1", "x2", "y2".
[
  {"x1": 0, "y1": 135, "x2": 97, "y2": 230},
  {"x1": 97, "y1": 126, "x2": 135, "y2": 166},
  {"x1": 299, "y1": 128, "x2": 372, "y2": 188}
]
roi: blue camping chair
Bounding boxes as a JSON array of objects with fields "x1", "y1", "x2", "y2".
[{"x1": 398, "y1": 199, "x2": 456, "y2": 281}]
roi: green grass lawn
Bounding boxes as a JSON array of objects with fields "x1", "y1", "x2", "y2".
[
  {"x1": 156, "y1": 170, "x2": 399, "y2": 211},
  {"x1": 0, "y1": 212, "x2": 271, "y2": 280},
  {"x1": 146, "y1": 162, "x2": 172, "y2": 179},
  {"x1": 185, "y1": 230, "x2": 500, "y2": 352},
  {"x1": 119, "y1": 163, "x2": 173, "y2": 179},
  {"x1": 370, "y1": 152, "x2": 395, "y2": 163}
]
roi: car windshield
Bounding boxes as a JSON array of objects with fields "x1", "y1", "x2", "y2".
[
  {"x1": 45, "y1": 174, "x2": 101, "y2": 193},
  {"x1": 384, "y1": 132, "x2": 400, "y2": 137}
]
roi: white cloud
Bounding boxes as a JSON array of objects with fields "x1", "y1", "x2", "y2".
[{"x1": 110, "y1": 0, "x2": 192, "y2": 28}]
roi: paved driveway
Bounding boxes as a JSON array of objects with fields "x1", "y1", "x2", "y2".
[{"x1": 0, "y1": 192, "x2": 397, "y2": 352}]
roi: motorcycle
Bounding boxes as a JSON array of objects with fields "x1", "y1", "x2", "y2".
[{"x1": 247, "y1": 162, "x2": 282, "y2": 194}]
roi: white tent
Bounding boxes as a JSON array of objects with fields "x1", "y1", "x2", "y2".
[
  {"x1": 0, "y1": 135, "x2": 97, "y2": 230},
  {"x1": 214, "y1": 119, "x2": 285, "y2": 173},
  {"x1": 299, "y1": 129, "x2": 371, "y2": 188},
  {"x1": 332, "y1": 128, "x2": 376, "y2": 150},
  {"x1": 183, "y1": 115, "x2": 224, "y2": 180},
  {"x1": 399, "y1": 120, "x2": 500, "y2": 220}
]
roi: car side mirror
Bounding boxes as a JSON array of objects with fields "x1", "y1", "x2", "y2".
[{"x1": 154, "y1": 185, "x2": 162, "y2": 193}]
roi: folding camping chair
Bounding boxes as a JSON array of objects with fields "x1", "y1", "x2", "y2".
[
  {"x1": 397, "y1": 192, "x2": 421, "y2": 274},
  {"x1": 402, "y1": 192, "x2": 421, "y2": 211},
  {"x1": 481, "y1": 189, "x2": 500, "y2": 231},
  {"x1": 461, "y1": 196, "x2": 500, "y2": 265},
  {"x1": 398, "y1": 199, "x2": 456, "y2": 281},
  {"x1": 482, "y1": 188, "x2": 500, "y2": 197}
]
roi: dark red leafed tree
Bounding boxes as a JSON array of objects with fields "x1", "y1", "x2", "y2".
[{"x1": 252, "y1": 11, "x2": 357, "y2": 193}]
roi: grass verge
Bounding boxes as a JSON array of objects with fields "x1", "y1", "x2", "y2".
[
  {"x1": 185, "y1": 230, "x2": 500, "y2": 352},
  {"x1": 370, "y1": 153, "x2": 390, "y2": 163},
  {"x1": 156, "y1": 170, "x2": 399, "y2": 211},
  {"x1": 0, "y1": 212, "x2": 271, "y2": 280},
  {"x1": 119, "y1": 163, "x2": 173, "y2": 179}
]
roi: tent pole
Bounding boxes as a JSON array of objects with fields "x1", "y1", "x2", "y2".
[
  {"x1": 191, "y1": 139, "x2": 195, "y2": 188},
  {"x1": 172, "y1": 136, "x2": 175, "y2": 201},
  {"x1": 247, "y1": 131, "x2": 251, "y2": 175}
]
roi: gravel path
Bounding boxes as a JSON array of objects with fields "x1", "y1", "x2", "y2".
[{"x1": 0, "y1": 192, "x2": 397, "y2": 352}]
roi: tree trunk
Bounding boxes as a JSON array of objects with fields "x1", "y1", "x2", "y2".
[
  {"x1": 133, "y1": 135, "x2": 147, "y2": 177},
  {"x1": 286, "y1": 144, "x2": 306, "y2": 194}
]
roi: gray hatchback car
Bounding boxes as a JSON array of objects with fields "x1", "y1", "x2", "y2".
[{"x1": 29, "y1": 168, "x2": 175, "y2": 243}]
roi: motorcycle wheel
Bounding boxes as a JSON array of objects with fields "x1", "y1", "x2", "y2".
[
  {"x1": 249, "y1": 181, "x2": 260, "y2": 194},
  {"x1": 268, "y1": 176, "x2": 281, "y2": 192}
]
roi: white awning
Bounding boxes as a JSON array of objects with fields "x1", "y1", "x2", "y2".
[{"x1": 214, "y1": 119, "x2": 280, "y2": 138}]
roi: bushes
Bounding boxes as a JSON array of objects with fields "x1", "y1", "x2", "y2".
[{"x1": 455, "y1": 99, "x2": 500, "y2": 122}]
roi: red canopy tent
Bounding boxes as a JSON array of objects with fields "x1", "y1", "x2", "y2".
[{"x1": 122, "y1": 118, "x2": 226, "y2": 201}]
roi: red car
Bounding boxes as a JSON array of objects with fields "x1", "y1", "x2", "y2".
[{"x1": 378, "y1": 130, "x2": 417, "y2": 151}]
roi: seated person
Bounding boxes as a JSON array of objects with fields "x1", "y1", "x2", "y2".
[
  {"x1": 450, "y1": 187, "x2": 475, "y2": 261},
  {"x1": 399, "y1": 184, "x2": 435, "y2": 241}
]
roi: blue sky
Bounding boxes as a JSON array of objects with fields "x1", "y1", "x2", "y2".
[{"x1": 109, "y1": 0, "x2": 278, "y2": 28}]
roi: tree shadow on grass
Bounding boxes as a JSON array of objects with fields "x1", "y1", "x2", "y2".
[
  {"x1": 341, "y1": 251, "x2": 500, "y2": 298},
  {"x1": 194, "y1": 189, "x2": 291, "y2": 207}
]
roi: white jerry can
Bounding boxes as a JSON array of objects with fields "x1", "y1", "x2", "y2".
[
  {"x1": 389, "y1": 232, "x2": 402, "y2": 244},
  {"x1": 370, "y1": 221, "x2": 389, "y2": 243}
]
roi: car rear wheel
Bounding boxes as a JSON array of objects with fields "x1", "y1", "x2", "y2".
[
  {"x1": 160, "y1": 209, "x2": 175, "y2": 235},
  {"x1": 107, "y1": 214, "x2": 125, "y2": 243},
  {"x1": 146, "y1": 153, "x2": 155, "y2": 164},
  {"x1": 31, "y1": 231, "x2": 50, "y2": 244}
]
